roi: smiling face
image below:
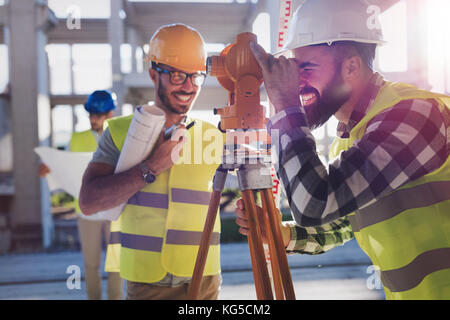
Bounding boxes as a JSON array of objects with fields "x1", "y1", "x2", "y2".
[
  {"x1": 150, "y1": 64, "x2": 202, "y2": 116},
  {"x1": 292, "y1": 45, "x2": 352, "y2": 129}
]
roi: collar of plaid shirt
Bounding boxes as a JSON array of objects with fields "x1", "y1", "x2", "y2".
[{"x1": 336, "y1": 72, "x2": 386, "y2": 138}]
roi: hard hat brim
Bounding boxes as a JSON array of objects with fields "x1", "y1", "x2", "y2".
[
  {"x1": 146, "y1": 57, "x2": 206, "y2": 74},
  {"x1": 275, "y1": 38, "x2": 386, "y2": 58}
]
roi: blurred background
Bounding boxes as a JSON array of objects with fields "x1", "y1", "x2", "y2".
[{"x1": 0, "y1": 0, "x2": 448, "y2": 275}]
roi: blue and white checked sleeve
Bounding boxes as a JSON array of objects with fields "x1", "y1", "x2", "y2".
[{"x1": 268, "y1": 99, "x2": 448, "y2": 227}]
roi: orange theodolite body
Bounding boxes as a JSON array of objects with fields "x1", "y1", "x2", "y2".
[{"x1": 208, "y1": 32, "x2": 267, "y2": 131}]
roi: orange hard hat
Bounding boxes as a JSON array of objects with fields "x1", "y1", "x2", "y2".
[{"x1": 145, "y1": 23, "x2": 207, "y2": 73}]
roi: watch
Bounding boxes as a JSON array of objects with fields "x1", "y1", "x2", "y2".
[{"x1": 139, "y1": 162, "x2": 157, "y2": 184}]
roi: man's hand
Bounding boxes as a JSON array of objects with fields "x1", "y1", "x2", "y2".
[
  {"x1": 79, "y1": 125, "x2": 187, "y2": 215},
  {"x1": 38, "y1": 163, "x2": 50, "y2": 177},
  {"x1": 145, "y1": 125, "x2": 187, "y2": 175},
  {"x1": 234, "y1": 198, "x2": 291, "y2": 247},
  {"x1": 250, "y1": 41, "x2": 300, "y2": 114}
]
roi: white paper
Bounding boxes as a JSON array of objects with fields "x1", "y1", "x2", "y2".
[
  {"x1": 34, "y1": 147, "x2": 93, "y2": 198},
  {"x1": 34, "y1": 147, "x2": 105, "y2": 220},
  {"x1": 98, "y1": 104, "x2": 166, "y2": 221}
]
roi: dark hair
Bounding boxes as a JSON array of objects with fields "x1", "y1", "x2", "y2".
[{"x1": 314, "y1": 41, "x2": 377, "y2": 70}]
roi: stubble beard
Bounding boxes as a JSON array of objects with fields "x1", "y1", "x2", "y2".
[
  {"x1": 158, "y1": 80, "x2": 194, "y2": 115},
  {"x1": 302, "y1": 66, "x2": 352, "y2": 130}
]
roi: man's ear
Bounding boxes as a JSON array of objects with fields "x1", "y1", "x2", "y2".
[
  {"x1": 341, "y1": 55, "x2": 362, "y2": 82},
  {"x1": 149, "y1": 68, "x2": 158, "y2": 84}
]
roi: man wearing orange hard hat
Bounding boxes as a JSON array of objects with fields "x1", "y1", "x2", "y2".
[{"x1": 79, "y1": 24, "x2": 223, "y2": 300}]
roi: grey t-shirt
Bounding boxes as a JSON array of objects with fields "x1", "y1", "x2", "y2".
[
  {"x1": 91, "y1": 128, "x2": 120, "y2": 166},
  {"x1": 91, "y1": 127, "x2": 191, "y2": 287}
]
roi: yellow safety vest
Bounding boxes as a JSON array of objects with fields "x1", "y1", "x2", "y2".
[
  {"x1": 104, "y1": 115, "x2": 223, "y2": 283},
  {"x1": 69, "y1": 130, "x2": 98, "y2": 213},
  {"x1": 329, "y1": 81, "x2": 450, "y2": 299}
]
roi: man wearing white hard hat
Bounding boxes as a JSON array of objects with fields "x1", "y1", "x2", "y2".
[{"x1": 235, "y1": 0, "x2": 450, "y2": 299}]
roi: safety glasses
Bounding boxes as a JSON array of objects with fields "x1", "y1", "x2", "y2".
[{"x1": 152, "y1": 62, "x2": 206, "y2": 87}]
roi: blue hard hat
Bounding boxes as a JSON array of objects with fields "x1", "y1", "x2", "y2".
[{"x1": 84, "y1": 90, "x2": 116, "y2": 114}]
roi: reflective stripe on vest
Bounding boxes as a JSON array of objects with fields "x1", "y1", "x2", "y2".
[
  {"x1": 328, "y1": 81, "x2": 450, "y2": 299},
  {"x1": 380, "y1": 248, "x2": 450, "y2": 293},
  {"x1": 127, "y1": 188, "x2": 212, "y2": 209},
  {"x1": 349, "y1": 180, "x2": 450, "y2": 232},
  {"x1": 110, "y1": 232, "x2": 163, "y2": 252},
  {"x1": 109, "y1": 230, "x2": 220, "y2": 250}
]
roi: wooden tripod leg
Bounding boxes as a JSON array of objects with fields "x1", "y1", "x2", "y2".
[
  {"x1": 247, "y1": 228, "x2": 264, "y2": 299},
  {"x1": 241, "y1": 189, "x2": 274, "y2": 300},
  {"x1": 261, "y1": 189, "x2": 296, "y2": 300},
  {"x1": 240, "y1": 192, "x2": 264, "y2": 299},
  {"x1": 188, "y1": 189, "x2": 222, "y2": 300},
  {"x1": 260, "y1": 196, "x2": 284, "y2": 300}
]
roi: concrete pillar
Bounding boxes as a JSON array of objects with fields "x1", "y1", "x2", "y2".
[
  {"x1": 109, "y1": 0, "x2": 125, "y2": 115},
  {"x1": 127, "y1": 26, "x2": 138, "y2": 74},
  {"x1": 8, "y1": 0, "x2": 52, "y2": 251}
]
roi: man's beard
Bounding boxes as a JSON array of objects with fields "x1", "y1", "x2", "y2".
[
  {"x1": 158, "y1": 80, "x2": 194, "y2": 115},
  {"x1": 301, "y1": 67, "x2": 352, "y2": 130}
]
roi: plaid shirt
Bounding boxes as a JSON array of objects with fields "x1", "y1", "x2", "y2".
[{"x1": 270, "y1": 73, "x2": 450, "y2": 254}]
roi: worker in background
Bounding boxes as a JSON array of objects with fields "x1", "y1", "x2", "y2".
[
  {"x1": 39, "y1": 90, "x2": 123, "y2": 300},
  {"x1": 79, "y1": 24, "x2": 222, "y2": 300},
  {"x1": 235, "y1": 0, "x2": 450, "y2": 299}
]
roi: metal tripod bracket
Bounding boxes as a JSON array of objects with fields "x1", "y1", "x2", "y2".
[{"x1": 237, "y1": 164, "x2": 273, "y2": 191}]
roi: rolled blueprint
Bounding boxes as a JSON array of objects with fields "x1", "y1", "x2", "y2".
[{"x1": 99, "y1": 104, "x2": 166, "y2": 221}]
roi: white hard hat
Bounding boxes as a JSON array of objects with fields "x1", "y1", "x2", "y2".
[{"x1": 282, "y1": 0, "x2": 385, "y2": 53}]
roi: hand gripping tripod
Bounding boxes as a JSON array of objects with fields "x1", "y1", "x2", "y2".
[{"x1": 188, "y1": 33, "x2": 295, "y2": 300}]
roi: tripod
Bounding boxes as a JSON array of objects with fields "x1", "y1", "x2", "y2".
[
  {"x1": 188, "y1": 32, "x2": 295, "y2": 299},
  {"x1": 188, "y1": 135, "x2": 296, "y2": 300}
]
